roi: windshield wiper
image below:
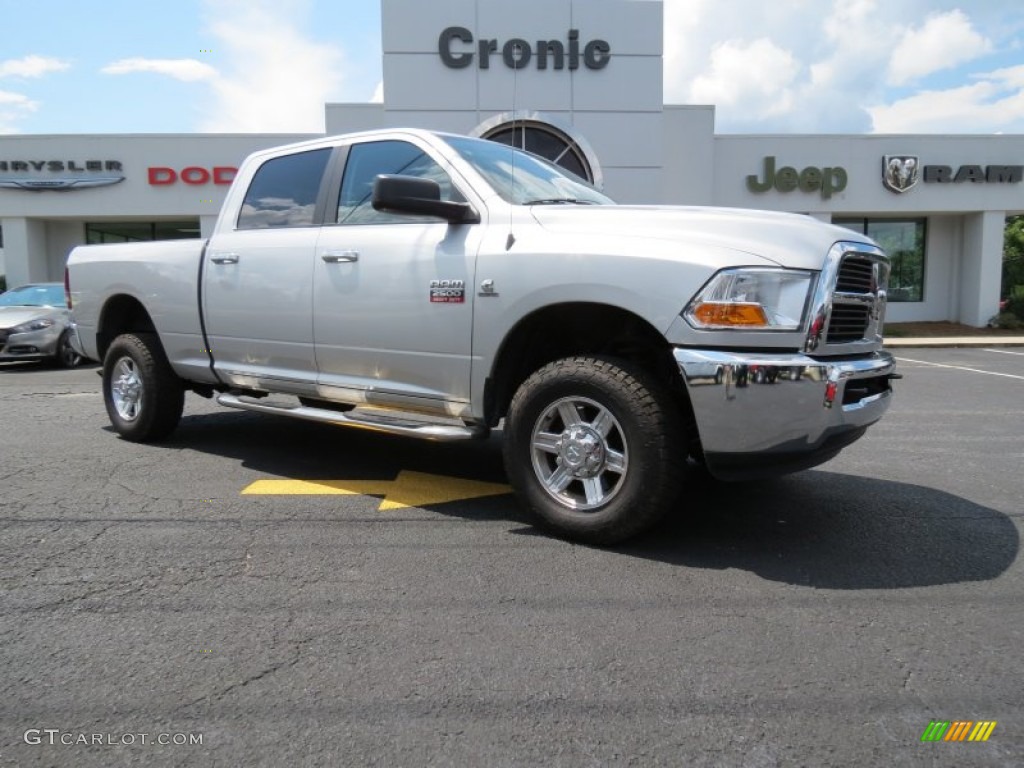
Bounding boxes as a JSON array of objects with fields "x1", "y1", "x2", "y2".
[{"x1": 522, "y1": 198, "x2": 598, "y2": 205}]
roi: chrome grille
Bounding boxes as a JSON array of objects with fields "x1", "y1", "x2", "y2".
[
  {"x1": 827, "y1": 304, "x2": 872, "y2": 343},
  {"x1": 805, "y1": 242, "x2": 889, "y2": 354},
  {"x1": 834, "y1": 257, "x2": 875, "y2": 293},
  {"x1": 826, "y1": 253, "x2": 885, "y2": 346}
]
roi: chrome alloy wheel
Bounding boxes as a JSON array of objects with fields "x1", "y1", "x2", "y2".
[
  {"x1": 110, "y1": 356, "x2": 144, "y2": 422},
  {"x1": 530, "y1": 396, "x2": 629, "y2": 510}
]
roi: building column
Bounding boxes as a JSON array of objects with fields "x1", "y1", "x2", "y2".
[
  {"x1": 0, "y1": 218, "x2": 48, "y2": 287},
  {"x1": 958, "y1": 211, "x2": 1005, "y2": 327}
]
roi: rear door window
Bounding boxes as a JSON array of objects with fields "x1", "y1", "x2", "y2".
[{"x1": 237, "y1": 148, "x2": 332, "y2": 229}]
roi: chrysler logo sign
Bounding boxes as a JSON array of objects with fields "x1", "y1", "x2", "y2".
[
  {"x1": 883, "y1": 156, "x2": 919, "y2": 193},
  {"x1": 0, "y1": 177, "x2": 124, "y2": 191},
  {"x1": 0, "y1": 159, "x2": 125, "y2": 192}
]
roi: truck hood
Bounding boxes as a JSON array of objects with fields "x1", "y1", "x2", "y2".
[
  {"x1": 0, "y1": 306, "x2": 64, "y2": 329},
  {"x1": 529, "y1": 205, "x2": 875, "y2": 270}
]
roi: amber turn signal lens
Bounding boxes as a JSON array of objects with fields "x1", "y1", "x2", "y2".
[{"x1": 691, "y1": 302, "x2": 769, "y2": 327}]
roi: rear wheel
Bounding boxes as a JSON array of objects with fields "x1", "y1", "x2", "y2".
[
  {"x1": 102, "y1": 333, "x2": 184, "y2": 441},
  {"x1": 503, "y1": 356, "x2": 685, "y2": 544}
]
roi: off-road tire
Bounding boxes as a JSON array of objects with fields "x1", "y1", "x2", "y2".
[
  {"x1": 503, "y1": 356, "x2": 685, "y2": 544},
  {"x1": 102, "y1": 333, "x2": 184, "y2": 442}
]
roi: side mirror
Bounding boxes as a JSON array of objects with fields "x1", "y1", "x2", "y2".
[{"x1": 372, "y1": 175, "x2": 479, "y2": 224}]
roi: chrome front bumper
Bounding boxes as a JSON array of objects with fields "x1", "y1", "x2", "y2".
[{"x1": 675, "y1": 347, "x2": 896, "y2": 479}]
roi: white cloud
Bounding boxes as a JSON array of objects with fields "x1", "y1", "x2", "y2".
[
  {"x1": 869, "y1": 66, "x2": 1024, "y2": 132},
  {"x1": 94, "y1": 0, "x2": 345, "y2": 132},
  {"x1": 689, "y1": 39, "x2": 799, "y2": 117},
  {"x1": 810, "y1": 0, "x2": 896, "y2": 90},
  {"x1": 887, "y1": 10, "x2": 992, "y2": 86},
  {"x1": 0, "y1": 90, "x2": 39, "y2": 134},
  {"x1": 102, "y1": 58, "x2": 218, "y2": 82},
  {"x1": 663, "y1": 0, "x2": 900, "y2": 131},
  {"x1": 0, "y1": 55, "x2": 70, "y2": 79},
  {"x1": 0, "y1": 91, "x2": 35, "y2": 105},
  {"x1": 199, "y1": 0, "x2": 344, "y2": 132},
  {"x1": 660, "y1": 0, "x2": 1023, "y2": 133},
  {"x1": 0, "y1": 56, "x2": 66, "y2": 132}
]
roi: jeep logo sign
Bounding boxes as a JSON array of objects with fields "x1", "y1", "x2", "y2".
[
  {"x1": 439, "y1": 27, "x2": 611, "y2": 70},
  {"x1": 746, "y1": 156, "x2": 848, "y2": 200}
]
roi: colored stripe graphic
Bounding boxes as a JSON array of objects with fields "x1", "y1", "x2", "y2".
[
  {"x1": 921, "y1": 721, "x2": 950, "y2": 742},
  {"x1": 945, "y1": 721, "x2": 972, "y2": 741},
  {"x1": 921, "y1": 720, "x2": 997, "y2": 742},
  {"x1": 969, "y1": 722, "x2": 997, "y2": 742}
]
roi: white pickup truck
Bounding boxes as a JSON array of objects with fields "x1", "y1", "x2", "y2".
[{"x1": 66, "y1": 128, "x2": 897, "y2": 543}]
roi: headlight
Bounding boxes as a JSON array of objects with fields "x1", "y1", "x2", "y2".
[
  {"x1": 684, "y1": 268, "x2": 815, "y2": 331},
  {"x1": 10, "y1": 318, "x2": 57, "y2": 334}
]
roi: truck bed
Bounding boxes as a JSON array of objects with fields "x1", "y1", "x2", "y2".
[{"x1": 68, "y1": 238, "x2": 215, "y2": 383}]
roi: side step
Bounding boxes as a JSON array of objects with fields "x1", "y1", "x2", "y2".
[{"x1": 216, "y1": 393, "x2": 488, "y2": 441}]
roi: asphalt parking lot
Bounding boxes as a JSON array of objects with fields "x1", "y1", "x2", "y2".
[{"x1": 1, "y1": 348, "x2": 1022, "y2": 767}]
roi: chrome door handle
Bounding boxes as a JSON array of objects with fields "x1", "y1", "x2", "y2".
[
  {"x1": 209, "y1": 252, "x2": 239, "y2": 265},
  {"x1": 322, "y1": 250, "x2": 359, "y2": 263}
]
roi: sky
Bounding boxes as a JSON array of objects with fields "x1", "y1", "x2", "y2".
[{"x1": 1, "y1": 0, "x2": 1022, "y2": 136}]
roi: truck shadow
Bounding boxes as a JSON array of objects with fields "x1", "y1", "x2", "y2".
[
  {"x1": 166, "y1": 410, "x2": 1018, "y2": 591},
  {"x1": 617, "y1": 470, "x2": 1020, "y2": 590}
]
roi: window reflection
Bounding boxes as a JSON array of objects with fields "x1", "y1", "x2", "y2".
[
  {"x1": 834, "y1": 218, "x2": 925, "y2": 302},
  {"x1": 337, "y1": 140, "x2": 463, "y2": 225},
  {"x1": 237, "y1": 148, "x2": 331, "y2": 230}
]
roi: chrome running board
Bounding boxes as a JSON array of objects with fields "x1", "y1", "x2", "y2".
[{"x1": 216, "y1": 393, "x2": 488, "y2": 441}]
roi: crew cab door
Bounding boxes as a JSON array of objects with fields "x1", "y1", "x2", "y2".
[
  {"x1": 202, "y1": 147, "x2": 333, "y2": 393},
  {"x1": 312, "y1": 138, "x2": 482, "y2": 410}
]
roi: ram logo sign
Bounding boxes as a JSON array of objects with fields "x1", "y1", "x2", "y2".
[{"x1": 883, "y1": 155, "x2": 919, "y2": 193}]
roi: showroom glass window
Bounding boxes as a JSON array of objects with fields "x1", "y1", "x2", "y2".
[
  {"x1": 336, "y1": 140, "x2": 464, "y2": 225},
  {"x1": 482, "y1": 120, "x2": 593, "y2": 183},
  {"x1": 237, "y1": 148, "x2": 331, "y2": 229},
  {"x1": 86, "y1": 221, "x2": 201, "y2": 243},
  {"x1": 835, "y1": 218, "x2": 926, "y2": 302}
]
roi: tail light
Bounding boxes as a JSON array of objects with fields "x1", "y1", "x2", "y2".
[{"x1": 64, "y1": 267, "x2": 72, "y2": 309}]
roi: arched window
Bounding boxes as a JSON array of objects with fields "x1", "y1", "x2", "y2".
[{"x1": 479, "y1": 119, "x2": 596, "y2": 184}]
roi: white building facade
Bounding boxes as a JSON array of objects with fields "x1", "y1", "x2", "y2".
[{"x1": 1, "y1": 0, "x2": 1021, "y2": 326}]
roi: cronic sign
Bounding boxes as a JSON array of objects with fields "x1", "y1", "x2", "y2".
[{"x1": 438, "y1": 27, "x2": 611, "y2": 70}]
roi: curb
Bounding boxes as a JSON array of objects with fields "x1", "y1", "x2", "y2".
[{"x1": 885, "y1": 337, "x2": 1024, "y2": 348}]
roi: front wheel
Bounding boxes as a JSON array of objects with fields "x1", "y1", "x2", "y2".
[
  {"x1": 102, "y1": 333, "x2": 184, "y2": 442},
  {"x1": 503, "y1": 356, "x2": 686, "y2": 544},
  {"x1": 54, "y1": 330, "x2": 82, "y2": 368}
]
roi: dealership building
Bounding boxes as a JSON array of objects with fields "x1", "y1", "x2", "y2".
[{"x1": 1, "y1": 0, "x2": 1022, "y2": 326}]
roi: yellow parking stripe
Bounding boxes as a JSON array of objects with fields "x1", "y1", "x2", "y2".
[{"x1": 242, "y1": 470, "x2": 511, "y2": 510}]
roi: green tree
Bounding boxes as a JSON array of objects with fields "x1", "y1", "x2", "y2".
[{"x1": 1004, "y1": 215, "x2": 1024, "y2": 300}]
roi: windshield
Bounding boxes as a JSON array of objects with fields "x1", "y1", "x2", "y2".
[
  {"x1": 443, "y1": 135, "x2": 614, "y2": 206},
  {"x1": 0, "y1": 284, "x2": 65, "y2": 308}
]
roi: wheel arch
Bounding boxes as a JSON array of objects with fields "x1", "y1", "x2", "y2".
[
  {"x1": 96, "y1": 294, "x2": 158, "y2": 361},
  {"x1": 485, "y1": 302, "x2": 696, "y2": 446}
]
